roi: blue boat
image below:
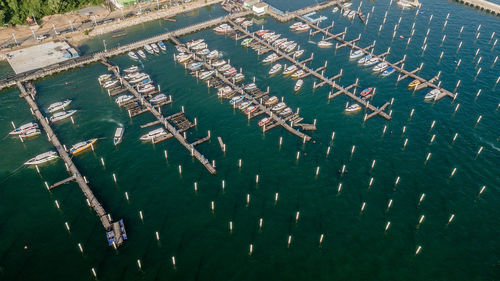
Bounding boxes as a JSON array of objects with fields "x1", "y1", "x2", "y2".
[
  {"x1": 229, "y1": 95, "x2": 245, "y2": 105},
  {"x1": 382, "y1": 66, "x2": 395, "y2": 77},
  {"x1": 188, "y1": 62, "x2": 203, "y2": 71},
  {"x1": 157, "y1": 40, "x2": 166, "y2": 51}
]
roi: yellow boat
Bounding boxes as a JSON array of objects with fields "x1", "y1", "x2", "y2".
[
  {"x1": 408, "y1": 79, "x2": 421, "y2": 89},
  {"x1": 70, "y1": 138, "x2": 98, "y2": 155}
]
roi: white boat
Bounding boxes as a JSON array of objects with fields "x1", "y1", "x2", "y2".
[
  {"x1": 124, "y1": 65, "x2": 139, "y2": 73},
  {"x1": 114, "y1": 127, "x2": 124, "y2": 146},
  {"x1": 98, "y1": 74, "x2": 112, "y2": 83},
  {"x1": 242, "y1": 20, "x2": 253, "y2": 27},
  {"x1": 235, "y1": 17, "x2": 246, "y2": 24},
  {"x1": 358, "y1": 54, "x2": 372, "y2": 64},
  {"x1": 342, "y1": 9, "x2": 350, "y2": 17},
  {"x1": 151, "y1": 43, "x2": 160, "y2": 53},
  {"x1": 239, "y1": 101, "x2": 252, "y2": 110},
  {"x1": 9, "y1": 122, "x2": 39, "y2": 135},
  {"x1": 24, "y1": 151, "x2": 59, "y2": 165},
  {"x1": 269, "y1": 63, "x2": 282, "y2": 75},
  {"x1": 272, "y1": 102, "x2": 286, "y2": 112},
  {"x1": 283, "y1": 65, "x2": 298, "y2": 75},
  {"x1": 137, "y1": 50, "x2": 147, "y2": 59},
  {"x1": 233, "y1": 73, "x2": 245, "y2": 82},
  {"x1": 20, "y1": 128, "x2": 41, "y2": 138},
  {"x1": 273, "y1": 38, "x2": 287, "y2": 47},
  {"x1": 425, "y1": 89, "x2": 441, "y2": 100},
  {"x1": 342, "y1": 2, "x2": 352, "y2": 9},
  {"x1": 364, "y1": 57, "x2": 380, "y2": 67},
  {"x1": 199, "y1": 70, "x2": 215, "y2": 80},
  {"x1": 150, "y1": 94, "x2": 167, "y2": 103},
  {"x1": 128, "y1": 51, "x2": 139, "y2": 60},
  {"x1": 115, "y1": 95, "x2": 134, "y2": 104},
  {"x1": 212, "y1": 59, "x2": 226, "y2": 67},
  {"x1": 187, "y1": 39, "x2": 204, "y2": 48},
  {"x1": 217, "y1": 64, "x2": 231, "y2": 72},
  {"x1": 267, "y1": 34, "x2": 281, "y2": 43},
  {"x1": 259, "y1": 117, "x2": 271, "y2": 127},
  {"x1": 129, "y1": 74, "x2": 150, "y2": 84},
  {"x1": 292, "y1": 69, "x2": 305, "y2": 79},
  {"x1": 70, "y1": 138, "x2": 97, "y2": 155},
  {"x1": 295, "y1": 24, "x2": 310, "y2": 32},
  {"x1": 382, "y1": 66, "x2": 395, "y2": 77},
  {"x1": 103, "y1": 79, "x2": 119, "y2": 89},
  {"x1": 318, "y1": 40, "x2": 333, "y2": 48},
  {"x1": 279, "y1": 107, "x2": 292, "y2": 116},
  {"x1": 144, "y1": 44, "x2": 154, "y2": 54},
  {"x1": 265, "y1": 96, "x2": 278, "y2": 106},
  {"x1": 214, "y1": 24, "x2": 233, "y2": 34},
  {"x1": 218, "y1": 86, "x2": 234, "y2": 97},
  {"x1": 244, "y1": 83, "x2": 257, "y2": 91},
  {"x1": 292, "y1": 49, "x2": 305, "y2": 58},
  {"x1": 140, "y1": 128, "x2": 168, "y2": 141},
  {"x1": 332, "y1": 7, "x2": 339, "y2": 13},
  {"x1": 345, "y1": 103, "x2": 361, "y2": 112},
  {"x1": 229, "y1": 95, "x2": 245, "y2": 105},
  {"x1": 137, "y1": 84, "x2": 155, "y2": 93},
  {"x1": 289, "y1": 22, "x2": 302, "y2": 30},
  {"x1": 294, "y1": 79, "x2": 303, "y2": 91},
  {"x1": 158, "y1": 41, "x2": 167, "y2": 51},
  {"x1": 347, "y1": 10, "x2": 356, "y2": 19},
  {"x1": 50, "y1": 110, "x2": 77, "y2": 122},
  {"x1": 263, "y1": 53, "x2": 278, "y2": 63},
  {"x1": 285, "y1": 43, "x2": 298, "y2": 53},
  {"x1": 196, "y1": 48, "x2": 210, "y2": 56},
  {"x1": 349, "y1": 50, "x2": 364, "y2": 59},
  {"x1": 177, "y1": 53, "x2": 193, "y2": 63},
  {"x1": 262, "y1": 32, "x2": 275, "y2": 40},
  {"x1": 373, "y1": 61, "x2": 389, "y2": 72},
  {"x1": 47, "y1": 99, "x2": 72, "y2": 113},
  {"x1": 206, "y1": 50, "x2": 220, "y2": 59}
]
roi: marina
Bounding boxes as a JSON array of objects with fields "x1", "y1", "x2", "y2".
[{"x1": 0, "y1": 0, "x2": 499, "y2": 280}]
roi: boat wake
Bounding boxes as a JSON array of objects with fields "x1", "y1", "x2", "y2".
[
  {"x1": 0, "y1": 164, "x2": 27, "y2": 185},
  {"x1": 308, "y1": 40, "x2": 316, "y2": 44}
]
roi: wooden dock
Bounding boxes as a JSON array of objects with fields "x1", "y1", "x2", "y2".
[
  {"x1": 17, "y1": 82, "x2": 126, "y2": 247},
  {"x1": 298, "y1": 16, "x2": 456, "y2": 101}
]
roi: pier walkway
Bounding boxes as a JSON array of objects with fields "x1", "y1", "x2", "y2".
[
  {"x1": 265, "y1": 0, "x2": 344, "y2": 22},
  {"x1": 107, "y1": 65, "x2": 216, "y2": 174},
  {"x1": 299, "y1": 17, "x2": 456, "y2": 101},
  {"x1": 17, "y1": 82, "x2": 126, "y2": 247},
  {"x1": 0, "y1": 11, "x2": 252, "y2": 91},
  {"x1": 229, "y1": 20, "x2": 391, "y2": 121},
  {"x1": 453, "y1": 0, "x2": 500, "y2": 15}
]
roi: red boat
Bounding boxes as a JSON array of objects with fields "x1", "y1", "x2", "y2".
[
  {"x1": 360, "y1": 87, "x2": 373, "y2": 97},
  {"x1": 245, "y1": 105, "x2": 258, "y2": 114},
  {"x1": 255, "y1": 29, "x2": 269, "y2": 37},
  {"x1": 258, "y1": 117, "x2": 271, "y2": 127}
]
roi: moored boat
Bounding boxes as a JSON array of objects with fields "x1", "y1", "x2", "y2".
[
  {"x1": 114, "y1": 127, "x2": 124, "y2": 146},
  {"x1": 214, "y1": 23, "x2": 233, "y2": 34},
  {"x1": 218, "y1": 86, "x2": 234, "y2": 97},
  {"x1": 158, "y1": 40, "x2": 166, "y2": 51},
  {"x1": 218, "y1": 64, "x2": 232, "y2": 72},
  {"x1": 259, "y1": 117, "x2": 271, "y2": 127},
  {"x1": 50, "y1": 110, "x2": 77, "y2": 122},
  {"x1": 150, "y1": 94, "x2": 167, "y2": 103},
  {"x1": 196, "y1": 48, "x2": 210, "y2": 56},
  {"x1": 233, "y1": 73, "x2": 245, "y2": 82},
  {"x1": 382, "y1": 66, "x2": 395, "y2": 77},
  {"x1": 128, "y1": 51, "x2": 139, "y2": 60},
  {"x1": 24, "y1": 151, "x2": 59, "y2": 165},
  {"x1": 187, "y1": 39, "x2": 204, "y2": 48},
  {"x1": 137, "y1": 50, "x2": 147, "y2": 59},
  {"x1": 188, "y1": 62, "x2": 204, "y2": 71},
  {"x1": 292, "y1": 49, "x2": 305, "y2": 58},
  {"x1": 425, "y1": 89, "x2": 441, "y2": 100},
  {"x1": 239, "y1": 101, "x2": 252, "y2": 110},
  {"x1": 255, "y1": 29, "x2": 270, "y2": 37},
  {"x1": 98, "y1": 74, "x2": 112, "y2": 83},
  {"x1": 349, "y1": 50, "x2": 364, "y2": 59},
  {"x1": 263, "y1": 53, "x2": 278, "y2": 63},
  {"x1": 318, "y1": 40, "x2": 333, "y2": 48},
  {"x1": 242, "y1": 20, "x2": 253, "y2": 27},
  {"x1": 358, "y1": 54, "x2": 372, "y2": 64},
  {"x1": 103, "y1": 79, "x2": 119, "y2": 89},
  {"x1": 115, "y1": 95, "x2": 134, "y2": 104},
  {"x1": 279, "y1": 107, "x2": 292, "y2": 117},
  {"x1": 265, "y1": 96, "x2": 278, "y2": 106},
  {"x1": 364, "y1": 57, "x2": 380, "y2": 67},
  {"x1": 272, "y1": 102, "x2": 286, "y2": 112},
  {"x1": 140, "y1": 128, "x2": 168, "y2": 141},
  {"x1": 373, "y1": 61, "x2": 389, "y2": 72},
  {"x1": 332, "y1": 7, "x2": 339, "y2": 13},
  {"x1": 408, "y1": 79, "x2": 421, "y2": 89},
  {"x1": 245, "y1": 105, "x2": 258, "y2": 114},
  {"x1": 10, "y1": 122, "x2": 39, "y2": 135},
  {"x1": 269, "y1": 63, "x2": 282, "y2": 75},
  {"x1": 47, "y1": 99, "x2": 72, "y2": 113},
  {"x1": 244, "y1": 83, "x2": 257, "y2": 91},
  {"x1": 206, "y1": 50, "x2": 220, "y2": 59},
  {"x1": 345, "y1": 103, "x2": 361, "y2": 112},
  {"x1": 223, "y1": 67, "x2": 237, "y2": 77},
  {"x1": 229, "y1": 95, "x2": 245, "y2": 105},
  {"x1": 199, "y1": 70, "x2": 215, "y2": 80},
  {"x1": 20, "y1": 128, "x2": 41, "y2": 138},
  {"x1": 151, "y1": 43, "x2": 160, "y2": 53},
  {"x1": 291, "y1": 69, "x2": 305, "y2": 79},
  {"x1": 70, "y1": 138, "x2": 97, "y2": 155},
  {"x1": 241, "y1": 38, "x2": 253, "y2": 47},
  {"x1": 283, "y1": 65, "x2": 298, "y2": 75},
  {"x1": 212, "y1": 59, "x2": 226, "y2": 67},
  {"x1": 294, "y1": 24, "x2": 310, "y2": 32},
  {"x1": 289, "y1": 22, "x2": 302, "y2": 30},
  {"x1": 144, "y1": 44, "x2": 154, "y2": 54},
  {"x1": 360, "y1": 87, "x2": 374, "y2": 97}
]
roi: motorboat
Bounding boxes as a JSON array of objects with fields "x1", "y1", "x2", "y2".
[
  {"x1": 289, "y1": 22, "x2": 302, "y2": 30},
  {"x1": 342, "y1": 9, "x2": 350, "y2": 17},
  {"x1": 206, "y1": 50, "x2": 220, "y2": 59},
  {"x1": 151, "y1": 43, "x2": 160, "y2": 53},
  {"x1": 177, "y1": 53, "x2": 193, "y2": 63},
  {"x1": 158, "y1": 41, "x2": 166, "y2": 51},
  {"x1": 359, "y1": 12, "x2": 365, "y2": 22},
  {"x1": 212, "y1": 59, "x2": 226, "y2": 67},
  {"x1": 239, "y1": 101, "x2": 252, "y2": 110},
  {"x1": 196, "y1": 48, "x2": 210, "y2": 56},
  {"x1": 176, "y1": 45, "x2": 188, "y2": 53},
  {"x1": 364, "y1": 57, "x2": 380, "y2": 67},
  {"x1": 235, "y1": 17, "x2": 246, "y2": 24},
  {"x1": 124, "y1": 72, "x2": 140, "y2": 80},
  {"x1": 245, "y1": 105, "x2": 258, "y2": 114},
  {"x1": 382, "y1": 66, "x2": 395, "y2": 77},
  {"x1": 223, "y1": 67, "x2": 237, "y2": 77},
  {"x1": 255, "y1": 29, "x2": 270, "y2": 37},
  {"x1": 294, "y1": 79, "x2": 303, "y2": 91},
  {"x1": 229, "y1": 95, "x2": 245, "y2": 105},
  {"x1": 188, "y1": 62, "x2": 204, "y2": 71},
  {"x1": 342, "y1": 2, "x2": 352, "y2": 9},
  {"x1": 345, "y1": 103, "x2": 361, "y2": 112},
  {"x1": 24, "y1": 151, "x2": 59, "y2": 165},
  {"x1": 318, "y1": 40, "x2": 333, "y2": 48},
  {"x1": 279, "y1": 41, "x2": 293, "y2": 50},
  {"x1": 137, "y1": 50, "x2": 147, "y2": 59},
  {"x1": 265, "y1": 96, "x2": 278, "y2": 106},
  {"x1": 137, "y1": 84, "x2": 155, "y2": 93},
  {"x1": 262, "y1": 32, "x2": 275, "y2": 40},
  {"x1": 358, "y1": 54, "x2": 372, "y2": 64},
  {"x1": 292, "y1": 49, "x2": 305, "y2": 58},
  {"x1": 272, "y1": 102, "x2": 286, "y2": 112},
  {"x1": 129, "y1": 74, "x2": 150, "y2": 84},
  {"x1": 136, "y1": 77, "x2": 153, "y2": 87},
  {"x1": 218, "y1": 86, "x2": 234, "y2": 97},
  {"x1": 144, "y1": 44, "x2": 154, "y2": 54},
  {"x1": 244, "y1": 83, "x2": 257, "y2": 91},
  {"x1": 124, "y1": 65, "x2": 139, "y2": 73},
  {"x1": 259, "y1": 117, "x2": 272, "y2": 127},
  {"x1": 50, "y1": 110, "x2": 77, "y2": 122},
  {"x1": 150, "y1": 94, "x2": 167, "y2": 104},
  {"x1": 263, "y1": 53, "x2": 278, "y2": 63},
  {"x1": 332, "y1": 7, "x2": 339, "y2": 13},
  {"x1": 242, "y1": 20, "x2": 253, "y2": 27},
  {"x1": 199, "y1": 70, "x2": 214, "y2": 80},
  {"x1": 192, "y1": 42, "x2": 207, "y2": 50},
  {"x1": 115, "y1": 95, "x2": 134, "y2": 104},
  {"x1": 187, "y1": 39, "x2": 204, "y2": 48},
  {"x1": 140, "y1": 128, "x2": 168, "y2": 141},
  {"x1": 408, "y1": 79, "x2": 421, "y2": 89},
  {"x1": 425, "y1": 89, "x2": 441, "y2": 100},
  {"x1": 347, "y1": 10, "x2": 356, "y2": 20},
  {"x1": 113, "y1": 127, "x2": 124, "y2": 146},
  {"x1": 233, "y1": 73, "x2": 245, "y2": 83},
  {"x1": 295, "y1": 24, "x2": 310, "y2": 32},
  {"x1": 241, "y1": 38, "x2": 253, "y2": 47},
  {"x1": 20, "y1": 128, "x2": 41, "y2": 138},
  {"x1": 218, "y1": 64, "x2": 232, "y2": 72},
  {"x1": 349, "y1": 50, "x2": 364, "y2": 59},
  {"x1": 373, "y1": 61, "x2": 389, "y2": 72},
  {"x1": 292, "y1": 69, "x2": 305, "y2": 79},
  {"x1": 285, "y1": 43, "x2": 298, "y2": 53},
  {"x1": 98, "y1": 73, "x2": 112, "y2": 83},
  {"x1": 128, "y1": 51, "x2": 138, "y2": 60},
  {"x1": 273, "y1": 38, "x2": 287, "y2": 47},
  {"x1": 10, "y1": 122, "x2": 39, "y2": 135},
  {"x1": 214, "y1": 23, "x2": 233, "y2": 34},
  {"x1": 70, "y1": 138, "x2": 97, "y2": 155},
  {"x1": 47, "y1": 99, "x2": 72, "y2": 113},
  {"x1": 269, "y1": 63, "x2": 282, "y2": 75},
  {"x1": 360, "y1": 87, "x2": 374, "y2": 97},
  {"x1": 283, "y1": 65, "x2": 298, "y2": 75},
  {"x1": 279, "y1": 107, "x2": 293, "y2": 117},
  {"x1": 103, "y1": 79, "x2": 119, "y2": 89}
]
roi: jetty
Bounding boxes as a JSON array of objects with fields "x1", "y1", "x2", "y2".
[
  {"x1": 298, "y1": 17, "x2": 457, "y2": 101},
  {"x1": 17, "y1": 82, "x2": 126, "y2": 247},
  {"x1": 453, "y1": 0, "x2": 500, "y2": 15},
  {"x1": 105, "y1": 63, "x2": 216, "y2": 174},
  {"x1": 266, "y1": 0, "x2": 344, "y2": 22},
  {"x1": 229, "y1": 20, "x2": 392, "y2": 121}
]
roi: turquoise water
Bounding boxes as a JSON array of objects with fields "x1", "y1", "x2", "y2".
[{"x1": 1, "y1": 1, "x2": 499, "y2": 280}]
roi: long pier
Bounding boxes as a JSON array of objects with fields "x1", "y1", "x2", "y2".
[
  {"x1": 229, "y1": 20, "x2": 392, "y2": 121},
  {"x1": 453, "y1": 0, "x2": 500, "y2": 15},
  {"x1": 0, "y1": 11, "x2": 252, "y2": 91},
  {"x1": 107, "y1": 64, "x2": 217, "y2": 174},
  {"x1": 266, "y1": 0, "x2": 344, "y2": 22},
  {"x1": 17, "y1": 82, "x2": 126, "y2": 246},
  {"x1": 299, "y1": 17, "x2": 456, "y2": 101}
]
